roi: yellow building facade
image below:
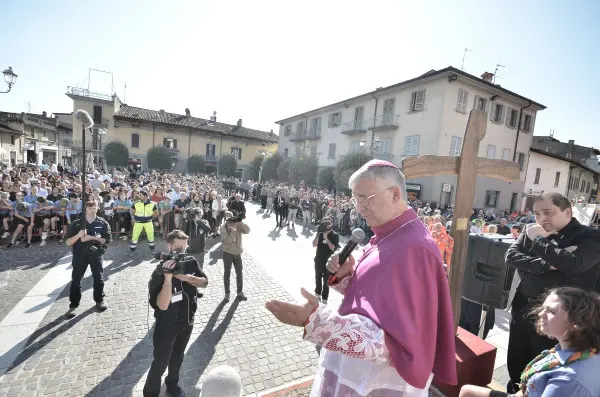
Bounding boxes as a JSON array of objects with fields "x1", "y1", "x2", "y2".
[{"x1": 67, "y1": 88, "x2": 277, "y2": 179}]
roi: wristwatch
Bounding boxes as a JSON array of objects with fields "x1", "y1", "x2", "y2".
[{"x1": 534, "y1": 235, "x2": 545, "y2": 241}]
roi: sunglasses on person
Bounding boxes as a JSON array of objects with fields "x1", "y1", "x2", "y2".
[{"x1": 85, "y1": 202, "x2": 98, "y2": 208}]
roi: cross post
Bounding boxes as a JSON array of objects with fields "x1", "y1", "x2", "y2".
[{"x1": 401, "y1": 110, "x2": 521, "y2": 330}]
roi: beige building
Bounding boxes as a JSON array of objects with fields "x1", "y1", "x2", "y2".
[
  {"x1": 276, "y1": 66, "x2": 546, "y2": 211},
  {"x1": 66, "y1": 87, "x2": 278, "y2": 178},
  {"x1": 0, "y1": 111, "x2": 72, "y2": 167}
]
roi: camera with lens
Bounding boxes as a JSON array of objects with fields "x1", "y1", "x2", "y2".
[
  {"x1": 227, "y1": 210, "x2": 245, "y2": 223},
  {"x1": 317, "y1": 220, "x2": 332, "y2": 233},
  {"x1": 154, "y1": 251, "x2": 187, "y2": 275},
  {"x1": 185, "y1": 207, "x2": 203, "y2": 220}
]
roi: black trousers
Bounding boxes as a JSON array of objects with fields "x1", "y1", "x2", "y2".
[
  {"x1": 69, "y1": 253, "x2": 104, "y2": 308},
  {"x1": 260, "y1": 196, "x2": 267, "y2": 209},
  {"x1": 314, "y1": 259, "x2": 329, "y2": 300},
  {"x1": 223, "y1": 252, "x2": 243, "y2": 294},
  {"x1": 143, "y1": 322, "x2": 193, "y2": 397},
  {"x1": 506, "y1": 292, "x2": 555, "y2": 392}
]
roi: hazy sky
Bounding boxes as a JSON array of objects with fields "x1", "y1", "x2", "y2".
[{"x1": 1, "y1": 0, "x2": 598, "y2": 149}]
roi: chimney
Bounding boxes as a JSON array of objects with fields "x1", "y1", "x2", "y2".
[
  {"x1": 567, "y1": 140, "x2": 574, "y2": 159},
  {"x1": 185, "y1": 108, "x2": 190, "y2": 117},
  {"x1": 481, "y1": 72, "x2": 494, "y2": 82},
  {"x1": 237, "y1": 119, "x2": 242, "y2": 127},
  {"x1": 159, "y1": 109, "x2": 165, "y2": 115},
  {"x1": 42, "y1": 111, "x2": 47, "y2": 117}
]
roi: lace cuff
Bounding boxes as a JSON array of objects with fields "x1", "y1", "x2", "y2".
[
  {"x1": 328, "y1": 274, "x2": 352, "y2": 295},
  {"x1": 303, "y1": 304, "x2": 391, "y2": 366}
]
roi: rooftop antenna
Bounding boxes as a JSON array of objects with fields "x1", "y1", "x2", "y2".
[
  {"x1": 24, "y1": 100, "x2": 31, "y2": 113},
  {"x1": 124, "y1": 82, "x2": 127, "y2": 103},
  {"x1": 549, "y1": 129, "x2": 554, "y2": 137},
  {"x1": 493, "y1": 63, "x2": 505, "y2": 84},
  {"x1": 461, "y1": 47, "x2": 473, "y2": 70}
]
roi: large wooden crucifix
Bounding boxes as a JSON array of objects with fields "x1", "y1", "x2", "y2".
[{"x1": 401, "y1": 109, "x2": 521, "y2": 330}]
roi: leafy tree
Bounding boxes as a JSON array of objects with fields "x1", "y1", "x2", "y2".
[
  {"x1": 318, "y1": 167, "x2": 335, "y2": 190},
  {"x1": 103, "y1": 141, "x2": 129, "y2": 167},
  {"x1": 261, "y1": 153, "x2": 283, "y2": 182},
  {"x1": 289, "y1": 155, "x2": 319, "y2": 187},
  {"x1": 187, "y1": 155, "x2": 206, "y2": 174},
  {"x1": 249, "y1": 155, "x2": 264, "y2": 180},
  {"x1": 218, "y1": 154, "x2": 238, "y2": 177},
  {"x1": 147, "y1": 146, "x2": 173, "y2": 170},
  {"x1": 277, "y1": 159, "x2": 291, "y2": 183},
  {"x1": 334, "y1": 151, "x2": 371, "y2": 189}
]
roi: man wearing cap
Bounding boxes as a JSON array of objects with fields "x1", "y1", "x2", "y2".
[
  {"x1": 267, "y1": 160, "x2": 457, "y2": 396},
  {"x1": 130, "y1": 190, "x2": 159, "y2": 254}
]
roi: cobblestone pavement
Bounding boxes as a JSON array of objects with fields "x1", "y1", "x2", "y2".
[
  {"x1": 0, "y1": 201, "x2": 512, "y2": 396},
  {"x1": 0, "y1": 239, "x2": 70, "y2": 323},
  {"x1": 0, "y1": 235, "x2": 319, "y2": 396}
]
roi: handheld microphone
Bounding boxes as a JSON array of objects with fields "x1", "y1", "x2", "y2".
[
  {"x1": 329, "y1": 228, "x2": 365, "y2": 284},
  {"x1": 75, "y1": 109, "x2": 94, "y2": 128}
]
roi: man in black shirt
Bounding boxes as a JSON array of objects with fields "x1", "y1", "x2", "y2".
[
  {"x1": 312, "y1": 216, "x2": 340, "y2": 304},
  {"x1": 229, "y1": 193, "x2": 246, "y2": 216},
  {"x1": 504, "y1": 192, "x2": 600, "y2": 392},
  {"x1": 145, "y1": 230, "x2": 208, "y2": 397},
  {"x1": 65, "y1": 199, "x2": 111, "y2": 318}
]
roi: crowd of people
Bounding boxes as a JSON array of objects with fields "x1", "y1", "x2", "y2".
[{"x1": 3, "y1": 161, "x2": 600, "y2": 397}]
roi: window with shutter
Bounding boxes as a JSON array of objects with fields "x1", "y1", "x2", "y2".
[
  {"x1": 517, "y1": 153, "x2": 525, "y2": 170},
  {"x1": 350, "y1": 141, "x2": 362, "y2": 153},
  {"x1": 328, "y1": 143, "x2": 336, "y2": 158},
  {"x1": 284, "y1": 148, "x2": 288, "y2": 157},
  {"x1": 383, "y1": 98, "x2": 395, "y2": 123},
  {"x1": 328, "y1": 113, "x2": 342, "y2": 128},
  {"x1": 491, "y1": 104, "x2": 505, "y2": 123},
  {"x1": 206, "y1": 143, "x2": 216, "y2": 157},
  {"x1": 456, "y1": 89, "x2": 468, "y2": 112},
  {"x1": 93, "y1": 105, "x2": 102, "y2": 124},
  {"x1": 554, "y1": 172, "x2": 561, "y2": 187},
  {"x1": 485, "y1": 190, "x2": 500, "y2": 207},
  {"x1": 522, "y1": 114, "x2": 533, "y2": 132},
  {"x1": 534, "y1": 168, "x2": 541, "y2": 184},
  {"x1": 502, "y1": 148, "x2": 511, "y2": 161},
  {"x1": 587, "y1": 181, "x2": 591, "y2": 193},
  {"x1": 505, "y1": 109, "x2": 518, "y2": 128},
  {"x1": 474, "y1": 96, "x2": 488, "y2": 112},
  {"x1": 450, "y1": 136, "x2": 462, "y2": 156},
  {"x1": 404, "y1": 135, "x2": 420, "y2": 156},
  {"x1": 284, "y1": 125, "x2": 291, "y2": 136},
  {"x1": 486, "y1": 145, "x2": 496, "y2": 159},
  {"x1": 410, "y1": 90, "x2": 425, "y2": 112},
  {"x1": 377, "y1": 138, "x2": 391, "y2": 154},
  {"x1": 131, "y1": 133, "x2": 140, "y2": 148}
]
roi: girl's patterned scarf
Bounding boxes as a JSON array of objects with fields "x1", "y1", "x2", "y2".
[{"x1": 520, "y1": 347, "x2": 597, "y2": 392}]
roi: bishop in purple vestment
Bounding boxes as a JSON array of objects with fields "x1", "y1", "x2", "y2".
[{"x1": 267, "y1": 160, "x2": 457, "y2": 396}]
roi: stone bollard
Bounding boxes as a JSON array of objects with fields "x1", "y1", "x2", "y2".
[{"x1": 198, "y1": 365, "x2": 242, "y2": 397}]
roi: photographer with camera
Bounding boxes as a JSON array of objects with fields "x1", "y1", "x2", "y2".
[
  {"x1": 65, "y1": 199, "x2": 111, "y2": 318},
  {"x1": 312, "y1": 216, "x2": 339, "y2": 304},
  {"x1": 219, "y1": 211, "x2": 250, "y2": 302},
  {"x1": 145, "y1": 230, "x2": 208, "y2": 397}
]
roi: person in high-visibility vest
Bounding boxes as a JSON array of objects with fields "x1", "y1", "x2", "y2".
[{"x1": 130, "y1": 190, "x2": 158, "y2": 254}]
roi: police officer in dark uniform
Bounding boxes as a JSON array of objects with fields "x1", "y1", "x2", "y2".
[
  {"x1": 65, "y1": 199, "x2": 111, "y2": 318},
  {"x1": 504, "y1": 192, "x2": 600, "y2": 393},
  {"x1": 144, "y1": 230, "x2": 208, "y2": 397}
]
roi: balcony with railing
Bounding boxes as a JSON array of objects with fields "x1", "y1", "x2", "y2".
[
  {"x1": 205, "y1": 155, "x2": 219, "y2": 163},
  {"x1": 341, "y1": 120, "x2": 367, "y2": 135},
  {"x1": 66, "y1": 86, "x2": 114, "y2": 102},
  {"x1": 289, "y1": 130, "x2": 307, "y2": 142},
  {"x1": 370, "y1": 114, "x2": 400, "y2": 131},
  {"x1": 305, "y1": 127, "x2": 321, "y2": 140}
]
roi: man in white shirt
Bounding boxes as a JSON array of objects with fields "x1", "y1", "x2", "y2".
[{"x1": 168, "y1": 185, "x2": 182, "y2": 203}]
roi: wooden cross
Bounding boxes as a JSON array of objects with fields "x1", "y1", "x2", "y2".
[{"x1": 401, "y1": 109, "x2": 521, "y2": 330}]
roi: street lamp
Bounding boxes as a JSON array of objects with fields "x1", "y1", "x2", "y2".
[{"x1": 1, "y1": 67, "x2": 18, "y2": 93}]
